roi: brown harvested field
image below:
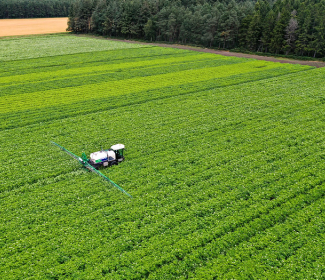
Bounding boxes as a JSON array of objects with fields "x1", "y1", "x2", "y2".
[{"x1": 0, "y1": 18, "x2": 68, "y2": 37}]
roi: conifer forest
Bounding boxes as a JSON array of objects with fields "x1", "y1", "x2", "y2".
[{"x1": 67, "y1": 0, "x2": 325, "y2": 58}]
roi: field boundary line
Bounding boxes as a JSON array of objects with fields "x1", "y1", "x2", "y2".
[{"x1": 73, "y1": 34, "x2": 325, "y2": 68}]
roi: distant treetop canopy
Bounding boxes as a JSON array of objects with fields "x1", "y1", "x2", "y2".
[
  {"x1": 3, "y1": 0, "x2": 323, "y2": 59},
  {"x1": 0, "y1": 0, "x2": 73, "y2": 19},
  {"x1": 66, "y1": 0, "x2": 325, "y2": 59}
]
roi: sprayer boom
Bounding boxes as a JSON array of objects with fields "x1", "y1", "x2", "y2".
[{"x1": 51, "y1": 141, "x2": 132, "y2": 198}]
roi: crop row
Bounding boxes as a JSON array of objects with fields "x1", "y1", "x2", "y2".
[
  {"x1": 0, "y1": 61, "x2": 311, "y2": 115},
  {"x1": 3, "y1": 124, "x2": 324, "y2": 272},
  {"x1": 0, "y1": 34, "x2": 148, "y2": 62},
  {"x1": 0, "y1": 81, "x2": 320, "y2": 212},
  {"x1": 1, "y1": 72, "x2": 322, "y2": 194},
  {"x1": 191, "y1": 193, "x2": 325, "y2": 279},
  {"x1": 0, "y1": 53, "x2": 221, "y2": 85},
  {"x1": 1, "y1": 65, "x2": 312, "y2": 131},
  {"x1": 2, "y1": 40, "x2": 325, "y2": 279},
  {"x1": 1, "y1": 67, "x2": 323, "y2": 191},
  {"x1": 0, "y1": 72, "x2": 319, "y2": 135},
  {"x1": 2, "y1": 143, "x2": 324, "y2": 278},
  {"x1": 0, "y1": 55, "x2": 244, "y2": 96},
  {"x1": 5, "y1": 175, "x2": 319, "y2": 278},
  {"x1": 0, "y1": 46, "x2": 190, "y2": 76},
  {"x1": 156, "y1": 186, "x2": 325, "y2": 279}
]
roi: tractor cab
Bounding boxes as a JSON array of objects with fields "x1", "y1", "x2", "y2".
[{"x1": 111, "y1": 144, "x2": 125, "y2": 162}]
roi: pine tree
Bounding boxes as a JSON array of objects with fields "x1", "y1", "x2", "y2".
[
  {"x1": 91, "y1": 0, "x2": 106, "y2": 35},
  {"x1": 271, "y1": 9, "x2": 290, "y2": 54},
  {"x1": 261, "y1": 9, "x2": 276, "y2": 53},
  {"x1": 309, "y1": 2, "x2": 325, "y2": 57},
  {"x1": 144, "y1": 19, "x2": 156, "y2": 41},
  {"x1": 246, "y1": 11, "x2": 262, "y2": 51},
  {"x1": 238, "y1": 14, "x2": 253, "y2": 49},
  {"x1": 295, "y1": 9, "x2": 313, "y2": 56},
  {"x1": 283, "y1": 11, "x2": 298, "y2": 55}
]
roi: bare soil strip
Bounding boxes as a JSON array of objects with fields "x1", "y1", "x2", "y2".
[
  {"x1": 0, "y1": 18, "x2": 68, "y2": 37},
  {"x1": 168, "y1": 45, "x2": 325, "y2": 68},
  {"x1": 105, "y1": 37, "x2": 325, "y2": 68}
]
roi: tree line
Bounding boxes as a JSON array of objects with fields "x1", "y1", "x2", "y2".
[
  {"x1": 68, "y1": 0, "x2": 254, "y2": 49},
  {"x1": 3, "y1": 0, "x2": 323, "y2": 58},
  {"x1": 239, "y1": 0, "x2": 325, "y2": 58},
  {"x1": 0, "y1": 0, "x2": 72, "y2": 18}
]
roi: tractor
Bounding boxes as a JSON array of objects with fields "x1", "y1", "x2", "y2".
[
  {"x1": 85, "y1": 144, "x2": 125, "y2": 169},
  {"x1": 51, "y1": 141, "x2": 132, "y2": 198}
]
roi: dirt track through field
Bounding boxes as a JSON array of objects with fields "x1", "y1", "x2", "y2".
[
  {"x1": 0, "y1": 18, "x2": 68, "y2": 37},
  {"x1": 118, "y1": 39, "x2": 325, "y2": 68},
  {"x1": 73, "y1": 35, "x2": 325, "y2": 68}
]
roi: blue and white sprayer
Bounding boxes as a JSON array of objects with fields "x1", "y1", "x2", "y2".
[{"x1": 51, "y1": 141, "x2": 132, "y2": 198}]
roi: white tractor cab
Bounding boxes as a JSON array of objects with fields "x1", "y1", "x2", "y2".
[{"x1": 88, "y1": 144, "x2": 125, "y2": 169}]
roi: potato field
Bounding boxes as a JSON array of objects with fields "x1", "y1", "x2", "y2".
[{"x1": 1, "y1": 34, "x2": 325, "y2": 279}]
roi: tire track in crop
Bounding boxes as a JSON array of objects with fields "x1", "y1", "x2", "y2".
[
  {"x1": 2, "y1": 60, "x2": 288, "y2": 114},
  {"x1": 270, "y1": 235, "x2": 325, "y2": 279},
  {"x1": 0, "y1": 56, "x2": 239, "y2": 96},
  {"x1": 1, "y1": 135, "x2": 322, "y2": 276},
  {"x1": 117, "y1": 38, "x2": 325, "y2": 68},
  {"x1": 0, "y1": 46, "x2": 190, "y2": 75},
  {"x1": 94, "y1": 177, "x2": 325, "y2": 279},
  {"x1": 138, "y1": 181, "x2": 325, "y2": 279},
  {"x1": 0, "y1": 65, "x2": 320, "y2": 191},
  {"x1": 2, "y1": 159, "x2": 322, "y2": 278},
  {"x1": 190, "y1": 192, "x2": 325, "y2": 279},
  {"x1": 22, "y1": 132, "x2": 316, "y2": 274},
  {"x1": 0, "y1": 53, "x2": 218, "y2": 86},
  {"x1": 0, "y1": 65, "x2": 313, "y2": 131},
  {"x1": 1, "y1": 82, "x2": 317, "y2": 202},
  {"x1": 78, "y1": 91, "x2": 324, "y2": 276}
]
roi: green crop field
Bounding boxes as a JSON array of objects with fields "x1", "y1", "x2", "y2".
[{"x1": 1, "y1": 34, "x2": 325, "y2": 279}]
